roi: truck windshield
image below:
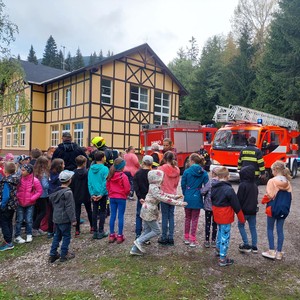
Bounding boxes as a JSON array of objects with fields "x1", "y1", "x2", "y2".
[{"x1": 212, "y1": 129, "x2": 258, "y2": 150}]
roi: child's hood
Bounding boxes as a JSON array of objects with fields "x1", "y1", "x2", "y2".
[
  {"x1": 75, "y1": 167, "x2": 87, "y2": 178},
  {"x1": 272, "y1": 176, "x2": 291, "y2": 192},
  {"x1": 239, "y1": 165, "x2": 255, "y2": 182},
  {"x1": 109, "y1": 172, "x2": 124, "y2": 183},
  {"x1": 188, "y1": 164, "x2": 205, "y2": 177},
  {"x1": 159, "y1": 164, "x2": 179, "y2": 178},
  {"x1": 148, "y1": 170, "x2": 164, "y2": 185},
  {"x1": 51, "y1": 187, "x2": 70, "y2": 204},
  {"x1": 90, "y1": 163, "x2": 105, "y2": 174}
]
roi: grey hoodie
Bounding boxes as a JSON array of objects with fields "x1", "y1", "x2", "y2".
[{"x1": 50, "y1": 187, "x2": 76, "y2": 224}]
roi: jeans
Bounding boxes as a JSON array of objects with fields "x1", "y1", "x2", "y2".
[
  {"x1": 160, "y1": 202, "x2": 175, "y2": 240},
  {"x1": 205, "y1": 210, "x2": 217, "y2": 242},
  {"x1": 92, "y1": 196, "x2": 107, "y2": 233},
  {"x1": 48, "y1": 201, "x2": 54, "y2": 234},
  {"x1": 184, "y1": 208, "x2": 200, "y2": 242},
  {"x1": 138, "y1": 220, "x2": 161, "y2": 244},
  {"x1": 15, "y1": 205, "x2": 34, "y2": 236},
  {"x1": 217, "y1": 224, "x2": 231, "y2": 259},
  {"x1": 109, "y1": 198, "x2": 126, "y2": 235},
  {"x1": 124, "y1": 172, "x2": 134, "y2": 197},
  {"x1": 135, "y1": 198, "x2": 143, "y2": 237},
  {"x1": 0, "y1": 208, "x2": 15, "y2": 243},
  {"x1": 267, "y1": 216, "x2": 285, "y2": 252},
  {"x1": 238, "y1": 214, "x2": 257, "y2": 247},
  {"x1": 76, "y1": 199, "x2": 93, "y2": 232},
  {"x1": 33, "y1": 197, "x2": 48, "y2": 230},
  {"x1": 50, "y1": 222, "x2": 72, "y2": 257}
]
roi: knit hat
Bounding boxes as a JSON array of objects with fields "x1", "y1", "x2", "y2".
[
  {"x1": 114, "y1": 159, "x2": 126, "y2": 170},
  {"x1": 59, "y1": 170, "x2": 74, "y2": 182},
  {"x1": 142, "y1": 155, "x2": 153, "y2": 164},
  {"x1": 17, "y1": 154, "x2": 30, "y2": 163},
  {"x1": 22, "y1": 164, "x2": 34, "y2": 174},
  {"x1": 5, "y1": 153, "x2": 14, "y2": 161}
]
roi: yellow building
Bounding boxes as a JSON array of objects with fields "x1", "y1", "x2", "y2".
[{"x1": 0, "y1": 43, "x2": 187, "y2": 155}]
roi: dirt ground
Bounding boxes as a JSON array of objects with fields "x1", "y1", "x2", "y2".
[{"x1": 0, "y1": 174, "x2": 299, "y2": 298}]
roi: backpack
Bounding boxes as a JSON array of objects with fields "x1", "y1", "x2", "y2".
[{"x1": 266, "y1": 190, "x2": 291, "y2": 219}]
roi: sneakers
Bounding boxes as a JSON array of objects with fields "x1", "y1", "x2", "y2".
[
  {"x1": 219, "y1": 257, "x2": 234, "y2": 267},
  {"x1": 134, "y1": 239, "x2": 145, "y2": 253},
  {"x1": 116, "y1": 235, "x2": 125, "y2": 244},
  {"x1": 14, "y1": 236, "x2": 26, "y2": 244},
  {"x1": 0, "y1": 242, "x2": 14, "y2": 251},
  {"x1": 211, "y1": 240, "x2": 216, "y2": 248},
  {"x1": 143, "y1": 240, "x2": 151, "y2": 245},
  {"x1": 239, "y1": 243, "x2": 252, "y2": 253},
  {"x1": 262, "y1": 249, "x2": 276, "y2": 259},
  {"x1": 108, "y1": 233, "x2": 116, "y2": 243},
  {"x1": 130, "y1": 246, "x2": 143, "y2": 256},
  {"x1": 60, "y1": 252, "x2": 75, "y2": 262},
  {"x1": 204, "y1": 241, "x2": 210, "y2": 248},
  {"x1": 251, "y1": 246, "x2": 258, "y2": 254},
  {"x1": 275, "y1": 251, "x2": 283, "y2": 260},
  {"x1": 26, "y1": 235, "x2": 33, "y2": 243},
  {"x1": 47, "y1": 232, "x2": 54, "y2": 239},
  {"x1": 158, "y1": 237, "x2": 168, "y2": 245},
  {"x1": 75, "y1": 231, "x2": 80, "y2": 238},
  {"x1": 95, "y1": 231, "x2": 109, "y2": 240},
  {"x1": 184, "y1": 239, "x2": 190, "y2": 245},
  {"x1": 32, "y1": 229, "x2": 41, "y2": 237},
  {"x1": 168, "y1": 238, "x2": 174, "y2": 246},
  {"x1": 49, "y1": 253, "x2": 60, "y2": 263},
  {"x1": 189, "y1": 241, "x2": 199, "y2": 248}
]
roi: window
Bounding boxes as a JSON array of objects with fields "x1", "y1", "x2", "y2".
[
  {"x1": 65, "y1": 88, "x2": 71, "y2": 107},
  {"x1": 53, "y1": 91, "x2": 59, "y2": 109},
  {"x1": 13, "y1": 127, "x2": 18, "y2": 146},
  {"x1": 6, "y1": 128, "x2": 11, "y2": 146},
  {"x1": 154, "y1": 91, "x2": 170, "y2": 125},
  {"x1": 74, "y1": 122, "x2": 83, "y2": 146},
  {"x1": 51, "y1": 125, "x2": 59, "y2": 147},
  {"x1": 62, "y1": 123, "x2": 70, "y2": 137},
  {"x1": 20, "y1": 125, "x2": 26, "y2": 146},
  {"x1": 15, "y1": 94, "x2": 19, "y2": 112},
  {"x1": 130, "y1": 86, "x2": 148, "y2": 110},
  {"x1": 101, "y1": 79, "x2": 112, "y2": 104}
]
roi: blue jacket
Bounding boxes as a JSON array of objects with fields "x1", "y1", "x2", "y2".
[
  {"x1": 181, "y1": 164, "x2": 209, "y2": 209},
  {"x1": 39, "y1": 173, "x2": 49, "y2": 198},
  {"x1": 88, "y1": 163, "x2": 109, "y2": 197}
]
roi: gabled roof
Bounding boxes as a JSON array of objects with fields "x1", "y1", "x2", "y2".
[
  {"x1": 41, "y1": 43, "x2": 188, "y2": 96},
  {"x1": 19, "y1": 60, "x2": 69, "y2": 84}
]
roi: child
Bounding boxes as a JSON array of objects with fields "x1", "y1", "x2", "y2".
[
  {"x1": 70, "y1": 155, "x2": 93, "y2": 237},
  {"x1": 47, "y1": 158, "x2": 65, "y2": 238},
  {"x1": 0, "y1": 162, "x2": 19, "y2": 251},
  {"x1": 130, "y1": 169, "x2": 187, "y2": 256},
  {"x1": 261, "y1": 160, "x2": 292, "y2": 260},
  {"x1": 15, "y1": 164, "x2": 43, "y2": 244},
  {"x1": 211, "y1": 167, "x2": 245, "y2": 267},
  {"x1": 87, "y1": 151, "x2": 109, "y2": 239},
  {"x1": 157, "y1": 151, "x2": 180, "y2": 245},
  {"x1": 237, "y1": 165, "x2": 259, "y2": 253},
  {"x1": 49, "y1": 170, "x2": 76, "y2": 263},
  {"x1": 133, "y1": 155, "x2": 153, "y2": 239},
  {"x1": 32, "y1": 156, "x2": 50, "y2": 236},
  {"x1": 181, "y1": 153, "x2": 209, "y2": 247},
  {"x1": 201, "y1": 167, "x2": 219, "y2": 248},
  {"x1": 106, "y1": 157, "x2": 131, "y2": 244}
]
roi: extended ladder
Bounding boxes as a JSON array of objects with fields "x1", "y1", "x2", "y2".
[{"x1": 213, "y1": 105, "x2": 298, "y2": 130}]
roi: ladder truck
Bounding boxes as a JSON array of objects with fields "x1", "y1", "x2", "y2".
[{"x1": 210, "y1": 105, "x2": 299, "y2": 181}]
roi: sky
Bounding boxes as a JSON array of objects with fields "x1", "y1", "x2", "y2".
[{"x1": 4, "y1": 0, "x2": 239, "y2": 65}]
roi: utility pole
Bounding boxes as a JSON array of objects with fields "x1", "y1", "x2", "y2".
[{"x1": 61, "y1": 45, "x2": 66, "y2": 70}]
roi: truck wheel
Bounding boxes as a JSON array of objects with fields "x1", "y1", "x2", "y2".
[{"x1": 291, "y1": 161, "x2": 297, "y2": 178}]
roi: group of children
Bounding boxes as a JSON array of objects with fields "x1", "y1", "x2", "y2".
[{"x1": 0, "y1": 147, "x2": 293, "y2": 266}]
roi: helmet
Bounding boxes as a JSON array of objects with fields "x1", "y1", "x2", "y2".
[{"x1": 91, "y1": 136, "x2": 106, "y2": 149}]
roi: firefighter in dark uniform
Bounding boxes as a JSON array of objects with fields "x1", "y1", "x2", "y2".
[
  {"x1": 198, "y1": 145, "x2": 211, "y2": 172},
  {"x1": 238, "y1": 136, "x2": 266, "y2": 184}
]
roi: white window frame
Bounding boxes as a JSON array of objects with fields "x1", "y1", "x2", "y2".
[
  {"x1": 53, "y1": 91, "x2": 59, "y2": 109},
  {"x1": 62, "y1": 123, "x2": 71, "y2": 137},
  {"x1": 13, "y1": 127, "x2": 18, "y2": 146},
  {"x1": 20, "y1": 125, "x2": 26, "y2": 146},
  {"x1": 5, "y1": 128, "x2": 11, "y2": 147},
  {"x1": 51, "y1": 125, "x2": 59, "y2": 147},
  {"x1": 65, "y1": 88, "x2": 71, "y2": 107},
  {"x1": 130, "y1": 86, "x2": 148, "y2": 111},
  {"x1": 74, "y1": 122, "x2": 83, "y2": 147},
  {"x1": 101, "y1": 78, "x2": 112, "y2": 104},
  {"x1": 154, "y1": 91, "x2": 170, "y2": 125}
]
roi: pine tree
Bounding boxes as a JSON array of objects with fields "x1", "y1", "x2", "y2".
[
  {"x1": 27, "y1": 45, "x2": 38, "y2": 64},
  {"x1": 65, "y1": 51, "x2": 73, "y2": 71},
  {"x1": 89, "y1": 51, "x2": 98, "y2": 65},
  {"x1": 73, "y1": 47, "x2": 84, "y2": 70},
  {"x1": 98, "y1": 50, "x2": 104, "y2": 60},
  {"x1": 41, "y1": 35, "x2": 60, "y2": 68}
]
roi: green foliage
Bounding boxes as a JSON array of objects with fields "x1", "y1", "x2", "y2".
[
  {"x1": 73, "y1": 48, "x2": 85, "y2": 70},
  {"x1": 27, "y1": 45, "x2": 38, "y2": 64},
  {"x1": 41, "y1": 35, "x2": 61, "y2": 69}
]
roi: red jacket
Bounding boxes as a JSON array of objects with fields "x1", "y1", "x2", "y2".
[
  {"x1": 17, "y1": 174, "x2": 43, "y2": 207},
  {"x1": 158, "y1": 164, "x2": 180, "y2": 195},
  {"x1": 106, "y1": 172, "x2": 131, "y2": 200}
]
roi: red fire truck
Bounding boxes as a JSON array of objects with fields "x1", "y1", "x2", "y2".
[
  {"x1": 140, "y1": 120, "x2": 217, "y2": 172},
  {"x1": 210, "y1": 105, "x2": 299, "y2": 181}
]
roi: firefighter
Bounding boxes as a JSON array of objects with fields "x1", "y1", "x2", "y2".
[
  {"x1": 90, "y1": 136, "x2": 115, "y2": 168},
  {"x1": 150, "y1": 143, "x2": 163, "y2": 169},
  {"x1": 238, "y1": 137, "x2": 266, "y2": 184},
  {"x1": 162, "y1": 138, "x2": 177, "y2": 159},
  {"x1": 198, "y1": 145, "x2": 211, "y2": 172}
]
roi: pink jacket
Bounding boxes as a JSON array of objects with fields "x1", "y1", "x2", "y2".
[
  {"x1": 158, "y1": 164, "x2": 180, "y2": 194},
  {"x1": 106, "y1": 172, "x2": 131, "y2": 200},
  {"x1": 124, "y1": 153, "x2": 140, "y2": 176},
  {"x1": 17, "y1": 174, "x2": 43, "y2": 207}
]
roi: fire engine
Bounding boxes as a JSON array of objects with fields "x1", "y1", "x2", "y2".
[
  {"x1": 140, "y1": 120, "x2": 217, "y2": 172},
  {"x1": 210, "y1": 105, "x2": 299, "y2": 181}
]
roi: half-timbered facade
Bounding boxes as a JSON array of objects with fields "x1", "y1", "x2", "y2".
[{"x1": 0, "y1": 43, "x2": 187, "y2": 155}]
